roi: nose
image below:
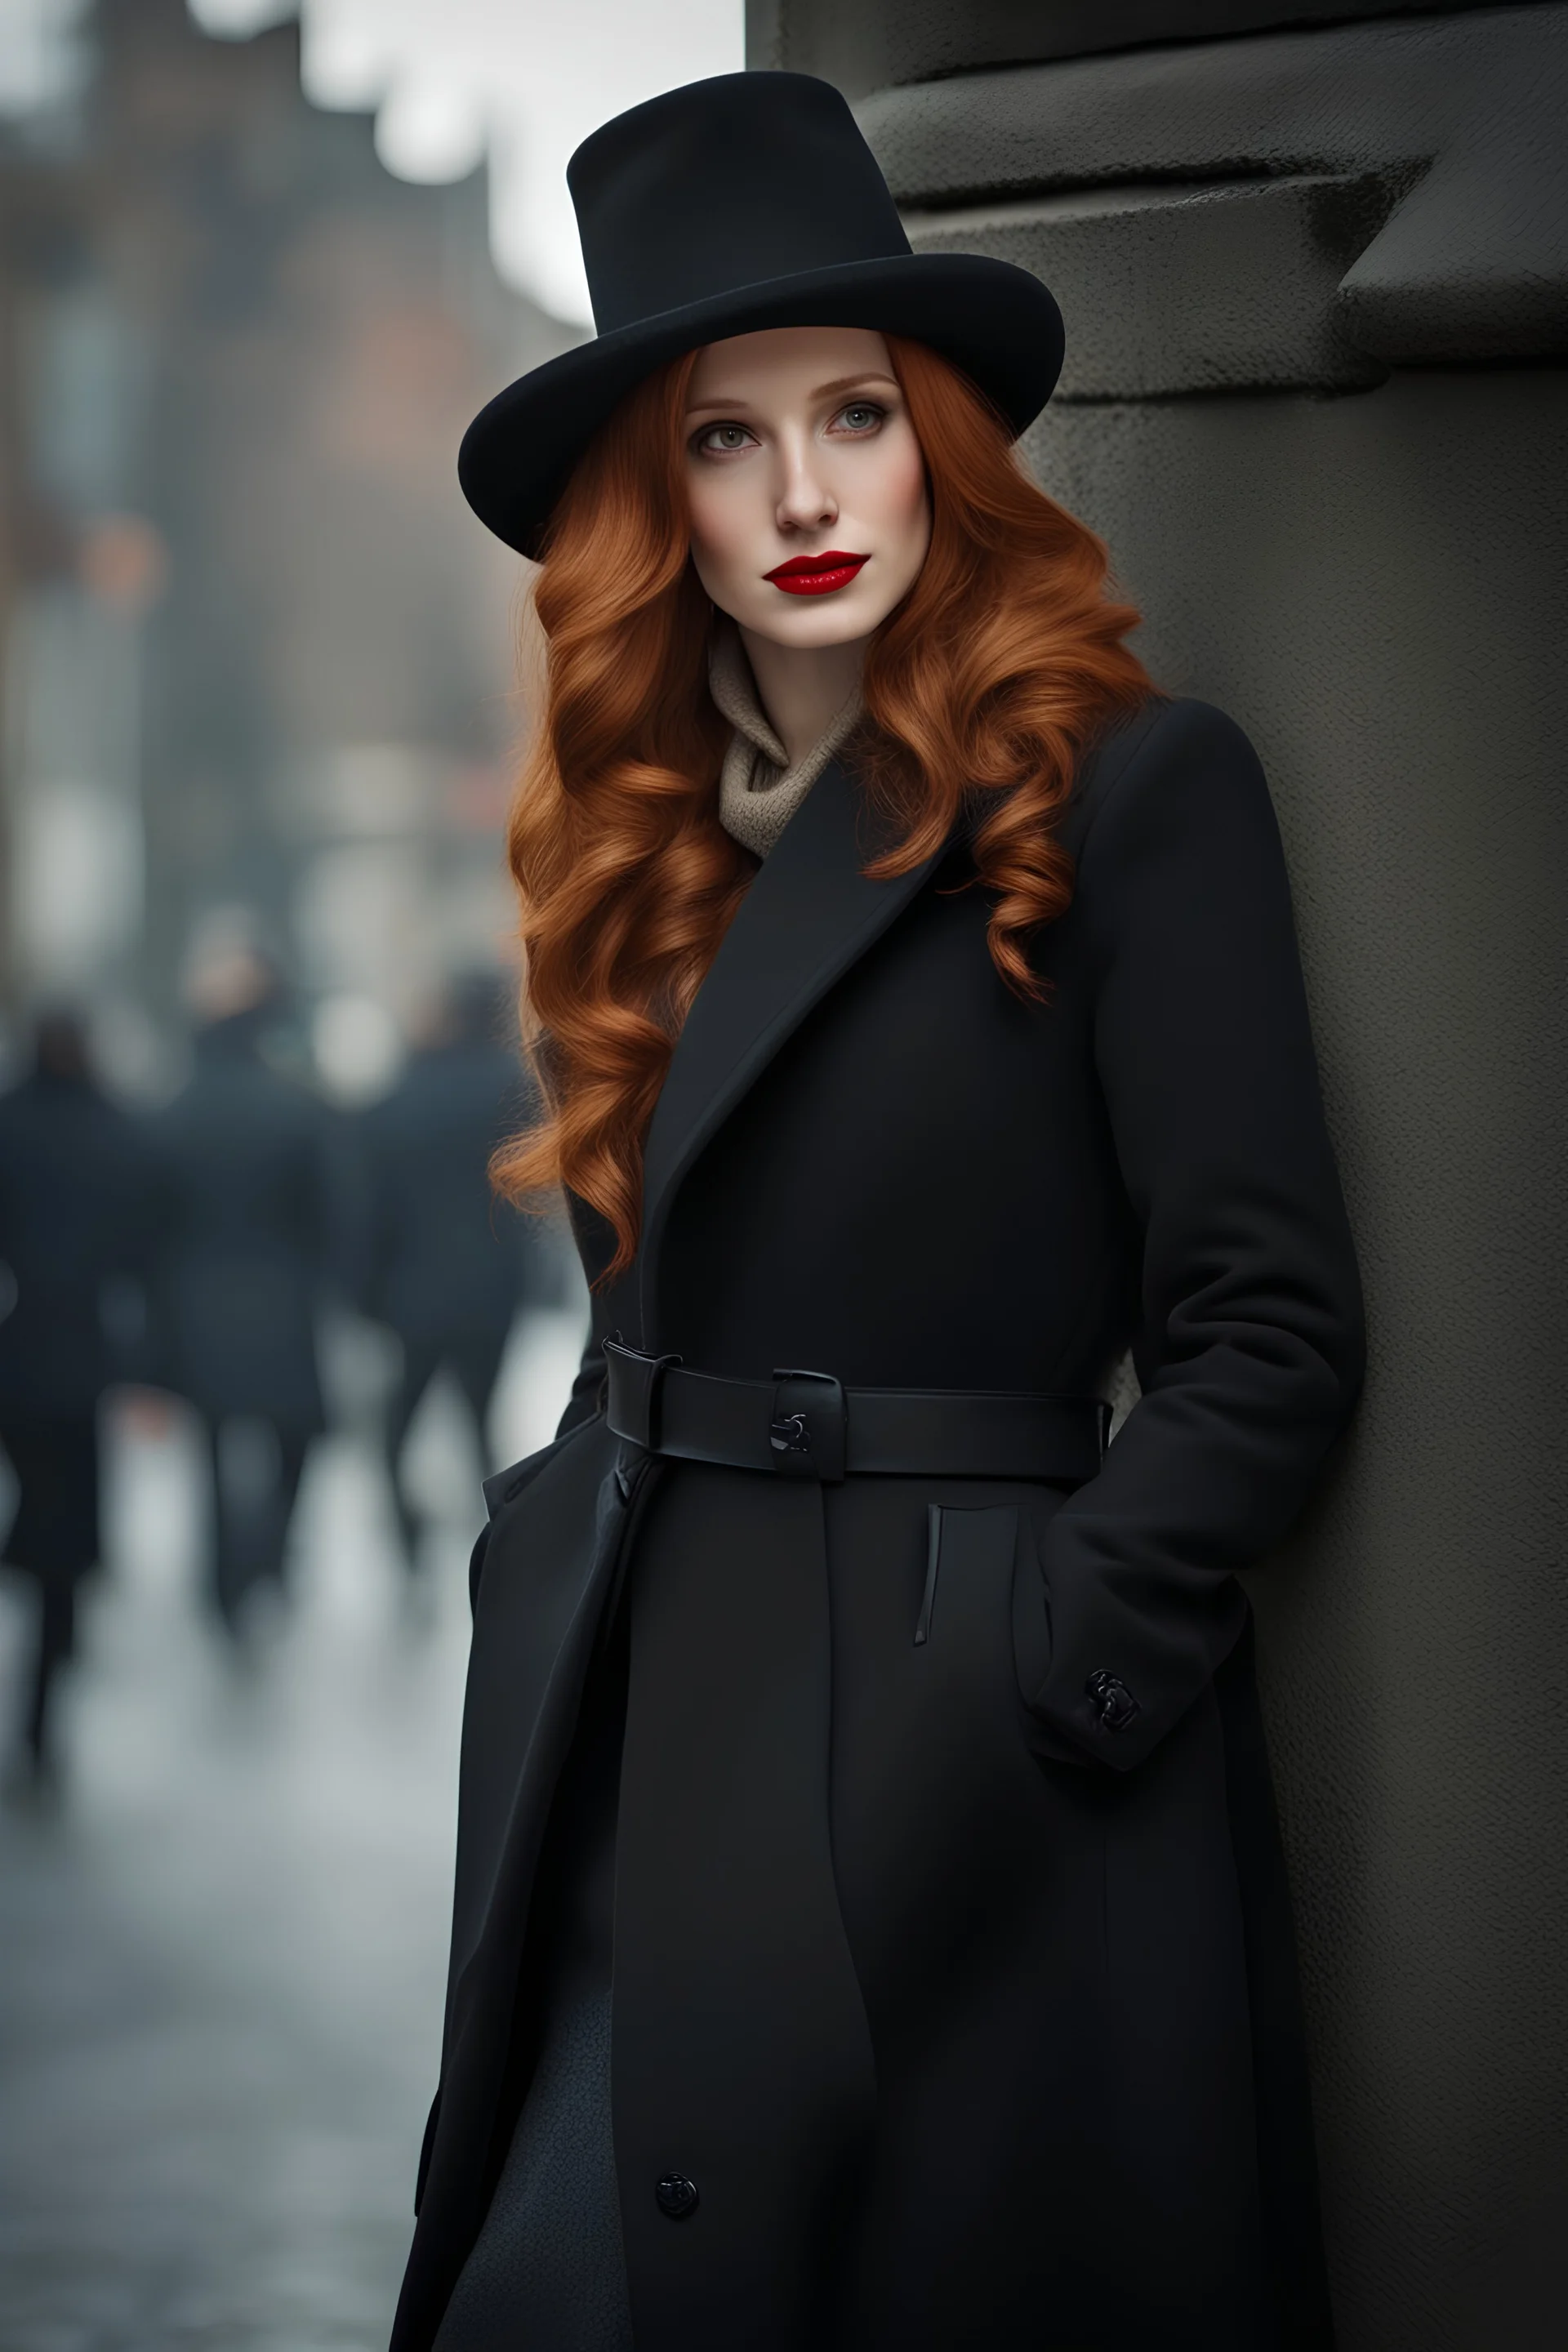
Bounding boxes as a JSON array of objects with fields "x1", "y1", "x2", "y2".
[{"x1": 775, "y1": 431, "x2": 837, "y2": 535}]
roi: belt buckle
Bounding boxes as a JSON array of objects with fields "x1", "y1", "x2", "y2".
[{"x1": 769, "y1": 1367, "x2": 846, "y2": 1483}]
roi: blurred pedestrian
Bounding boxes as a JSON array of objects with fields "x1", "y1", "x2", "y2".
[
  {"x1": 0, "y1": 1011, "x2": 149, "y2": 1785},
  {"x1": 144, "y1": 920, "x2": 333, "y2": 1633},
  {"x1": 355, "y1": 974, "x2": 558, "y2": 1566}
]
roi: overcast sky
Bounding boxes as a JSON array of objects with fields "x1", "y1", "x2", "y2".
[{"x1": 183, "y1": 0, "x2": 744, "y2": 322}]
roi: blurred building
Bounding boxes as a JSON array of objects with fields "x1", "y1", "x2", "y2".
[{"x1": 0, "y1": 0, "x2": 574, "y2": 1083}]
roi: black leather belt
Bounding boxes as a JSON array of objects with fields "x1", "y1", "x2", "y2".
[{"x1": 604, "y1": 1339, "x2": 1109, "y2": 1486}]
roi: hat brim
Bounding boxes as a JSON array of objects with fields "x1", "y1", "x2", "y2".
[{"x1": 458, "y1": 251, "x2": 1064, "y2": 559}]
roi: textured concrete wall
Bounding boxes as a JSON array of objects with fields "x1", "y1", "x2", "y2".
[
  {"x1": 753, "y1": 7, "x2": 1568, "y2": 2346},
  {"x1": 1032, "y1": 380, "x2": 1566, "y2": 2347},
  {"x1": 746, "y1": 0, "x2": 1536, "y2": 96}
]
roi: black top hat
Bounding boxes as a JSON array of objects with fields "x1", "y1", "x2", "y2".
[{"x1": 458, "y1": 73, "x2": 1063, "y2": 559}]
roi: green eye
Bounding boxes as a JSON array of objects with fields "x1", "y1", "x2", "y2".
[
  {"x1": 836, "y1": 403, "x2": 883, "y2": 433},
  {"x1": 700, "y1": 424, "x2": 752, "y2": 452}
]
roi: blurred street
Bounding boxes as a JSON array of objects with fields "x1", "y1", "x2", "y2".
[
  {"x1": 0, "y1": 3, "x2": 693, "y2": 2345},
  {"x1": 0, "y1": 1309, "x2": 583, "y2": 2352},
  {"x1": 0, "y1": 8, "x2": 593, "y2": 2328}
]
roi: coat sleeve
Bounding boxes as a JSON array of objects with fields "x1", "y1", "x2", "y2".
[{"x1": 1029, "y1": 697, "x2": 1365, "y2": 1770}]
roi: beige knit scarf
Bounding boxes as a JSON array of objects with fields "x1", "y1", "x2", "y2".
[{"x1": 708, "y1": 620, "x2": 863, "y2": 862}]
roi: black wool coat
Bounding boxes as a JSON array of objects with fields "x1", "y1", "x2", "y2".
[
  {"x1": 354, "y1": 1042, "x2": 555, "y2": 1348},
  {"x1": 143, "y1": 1013, "x2": 334, "y2": 1431},
  {"x1": 0, "y1": 1068, "x2": 149, "y2": 1421},
  {"x1": 393, "y1": 697, "x2": 1365, "y2": 2352}
]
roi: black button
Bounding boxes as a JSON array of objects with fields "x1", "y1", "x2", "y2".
[
  {"x1": 656, "y1": 2173, "x2": 699, "y2": 2220},
  {"x1": 1085, "y1": 1668, "x2": 1140, "y2": 1731}
]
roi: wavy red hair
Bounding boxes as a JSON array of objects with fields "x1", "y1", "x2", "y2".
[{"x1": 494, "y1": 336, "x2": 1152, "y2": 1279}]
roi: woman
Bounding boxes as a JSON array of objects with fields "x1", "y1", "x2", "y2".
[{"x1": 394, "y1": 71, "x2": 1363, "y2": 2352}]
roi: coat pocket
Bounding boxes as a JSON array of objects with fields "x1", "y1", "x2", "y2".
[
  {"x1": 912, "y1": 1502, "x2": 944, "y2": 1645},
  {"x1": 902, "y1": 1494, "x2": 1079, "y2": 1793},
  {"x1": 911, "y1": 1502, "x2": 1021, "y2": 1653},
  {"x1": 909, "y1": 1500, "x2": 1056, "y2": 1683},
  {"x1": 1010, "y1": 1502, "x2": 1054, "y2": 1706}
]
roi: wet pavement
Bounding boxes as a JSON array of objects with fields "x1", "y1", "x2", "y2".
[{"x1": 0, "y1": 1312, "x2": 585, "y2": 2352}]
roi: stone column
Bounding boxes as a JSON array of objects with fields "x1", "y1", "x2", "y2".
[{"x1": 751, "y1": 7, "x2": 1568, "y2": 2345}]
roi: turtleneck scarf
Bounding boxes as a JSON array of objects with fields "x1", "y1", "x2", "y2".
[{"x1": 708, "y1": 620, "x2": 864, "y2": 862}]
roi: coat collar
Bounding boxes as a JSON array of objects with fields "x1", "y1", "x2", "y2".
[{"x1": 635, "y1": 756, "x2": 944, "y2": 1343}]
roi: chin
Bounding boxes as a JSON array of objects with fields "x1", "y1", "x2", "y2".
[{"x1": 748, "y1": 592, "x2": 888, "y2": 649}]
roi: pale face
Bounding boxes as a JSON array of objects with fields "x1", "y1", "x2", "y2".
[{"x1": 682, "y1": 325, "x2": 931, "y2": 653}]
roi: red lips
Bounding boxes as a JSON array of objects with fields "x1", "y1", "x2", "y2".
[{"x1": 764, "y1": 550, "x2": 869, "y2": 597}]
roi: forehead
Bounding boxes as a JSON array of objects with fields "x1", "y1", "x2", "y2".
[{"x1": 686, "y1": 323, "x2": 893, "y2": 405}]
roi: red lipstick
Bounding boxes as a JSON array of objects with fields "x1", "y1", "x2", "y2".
[{"x1": 764, "y1": 550, "x2": 869, "y2": 597}]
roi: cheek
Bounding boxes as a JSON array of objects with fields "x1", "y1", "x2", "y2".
[
  {"x1": 896, "y1": 445, "x2": 930, "y2": 531},
  {"x1": 686, "y1": 474, "x2": 753, "y2": 592},
  {"x1": 867, "y1": 433, "x2": 931, "y2": 566}
]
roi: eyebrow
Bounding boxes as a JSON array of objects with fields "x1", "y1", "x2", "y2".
[{"x1": 684, "y1": 371, "x2": 900, "y2": 416}]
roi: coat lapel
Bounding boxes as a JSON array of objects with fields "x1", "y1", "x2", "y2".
[{"x1": 636, "y1": 758, "x2": 944, "y2": 1342}]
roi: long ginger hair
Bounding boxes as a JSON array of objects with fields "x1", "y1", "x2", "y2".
[{"x1": 494, "y1": 336, "x2": 1152, "y2": 1280}]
